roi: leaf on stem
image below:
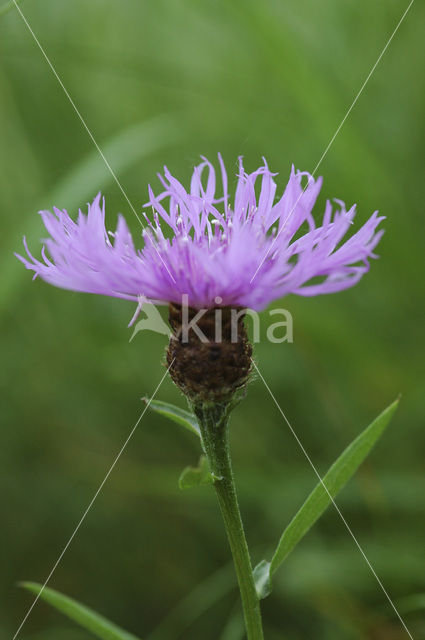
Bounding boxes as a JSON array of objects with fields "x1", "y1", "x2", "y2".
[
  {"x1": 142, "y1": 398, "x2": 200, "y2": 438},
  {"x1": 179, "y1": 455, "x2": 219, "y2": 490},
  {"x1": 19, "y1": 582, "x2": 141, "y2": 640},
  {"x1": 254, "y1": 399, "x2": 400, "y2": 599}
]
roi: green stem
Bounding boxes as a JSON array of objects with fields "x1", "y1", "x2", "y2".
[{"x1": 193, "y1": 403, "x2": 264, "y2": 640}]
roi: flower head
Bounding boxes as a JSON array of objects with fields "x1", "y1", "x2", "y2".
[{"x1": 17, "y1": 155, "x2": 384, "y2": 312}]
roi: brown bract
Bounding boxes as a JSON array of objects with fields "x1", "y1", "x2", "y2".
[{"x1": 166, "y1": 303, "x2": 252, "y2": 404}]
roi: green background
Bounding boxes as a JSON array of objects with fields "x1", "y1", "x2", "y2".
[{"x1": 1, "y1": 1, "x2": 424, "y2": 638}]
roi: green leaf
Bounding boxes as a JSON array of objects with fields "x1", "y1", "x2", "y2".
[
  {"x1": 19, "y1": 582, "x2": 141, "y2": 640},
  {"x1": 179, "y1": 456, "x2": 217, "y2": 490},
  {"x1": 143, "y1": 398, "x2": 200, "y2": 438},
  {"x1": 254, "y1": 399, "x2": 399, "y2": 599}
]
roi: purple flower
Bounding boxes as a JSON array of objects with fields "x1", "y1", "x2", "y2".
[{"x1": 17, "y1": 155, "x2": 384, "y2": 313}]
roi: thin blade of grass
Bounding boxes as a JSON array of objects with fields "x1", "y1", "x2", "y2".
[{"x1": 20, "y1": 582, "x2": 141, "y2": 640}]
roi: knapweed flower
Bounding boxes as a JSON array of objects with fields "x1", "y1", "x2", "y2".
[
  {"x1": 17, "y1": 156, "x2": 384, "y2": 402},
  {"x1": 17, "y1": 155, "x2": 384, "y2": 313}
]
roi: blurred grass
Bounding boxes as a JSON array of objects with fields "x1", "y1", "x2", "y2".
[
  {"x1": 1, "y1": 114, "x2": 181, "y2": 306},
  {"x1": 0, "y1": 0, "x2": 424, "y2": 639}
]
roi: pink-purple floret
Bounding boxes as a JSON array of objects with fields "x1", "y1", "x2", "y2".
[{"x1": 16, "y1": 155, "x2": 384, "y2": 312}]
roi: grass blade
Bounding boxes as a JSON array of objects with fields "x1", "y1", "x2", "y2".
[{"x1": 20, "y1": 582, "x2": 141, "y2": 640}]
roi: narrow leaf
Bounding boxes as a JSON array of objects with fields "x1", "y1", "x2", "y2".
[
  {"x1": 270, "y1": 399, "x2": 399, "y2": 572},
  {"x1": 254, "y1": 399, "x2": 399, "y2": 598},
  {"x1": 143, "y1": 398, "x2": 200, "y2": 438},
  {"x1": 179, "y1": 456, "x2": 216, "y2": 490},
  {"x1": 19, "y1": 582, "x2": 141, "y2": 640}
]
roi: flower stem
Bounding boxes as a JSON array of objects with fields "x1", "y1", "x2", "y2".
[{"x1": 193, "y1": 403, "x2": 264, "y2": 640}]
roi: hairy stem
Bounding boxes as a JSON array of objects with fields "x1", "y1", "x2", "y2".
[{"x1": 193, "y1": 403, "x2": 264, "y2": 640}]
